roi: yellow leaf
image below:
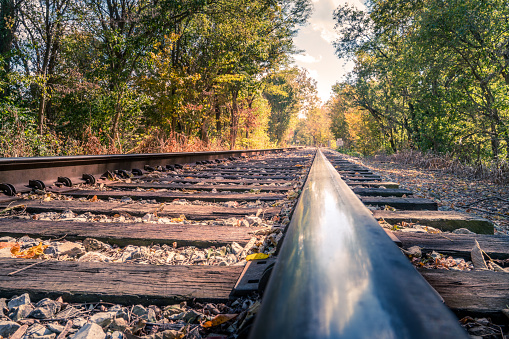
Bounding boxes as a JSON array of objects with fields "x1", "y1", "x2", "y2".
[
  {"x1": 246, "y1": 253, "x2": 270, "y2": 261},
  {"x1": 11, "y1": 242, "x2": 48, "y2": 259},
  {"x1": 201, "y1": 314, "x2": 238, "y2": 328}
]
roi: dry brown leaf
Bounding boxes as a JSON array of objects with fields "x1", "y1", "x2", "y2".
[
  {"x1": 201, "y1": 314, "x2": 238, "y2": 328},
  {"x1": 471, "y1": 239, "x2": 488, "y2": 270}
]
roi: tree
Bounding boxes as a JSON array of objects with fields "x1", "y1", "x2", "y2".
[
  {"x1": 264, "y1": 67, "x2": 317, "y2": 144},
  {"x1": 332, "y1": 0, "x2": 509, "y2": 162}
]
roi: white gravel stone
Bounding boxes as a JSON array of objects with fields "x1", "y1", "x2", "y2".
[
  {"x1": 239, "y1": 219, "x2": 250, "y2": 227},
  {"x1": 230, "y1": 242, "x2": 243, "y2": 255},
  {"x1": 71, "y1": 322, "x2": 106, "y2": 339},
  {"x1": 47, "y1": 323, "x2": 65, "y2": 333},
  {"x1": 7, "y1": 293, "x2": 31, "y2": 310},
  {"x1": 245, "y1": 216, "x2": 262, "y2": 226},
  {"x1": 25, "y1": 323, "x2": 54, "y2": 337},
  {"x1": 89, "y1": 311, "x2": 116, "y2": 327},
  {"x1": 78, "y1": 252, "x2": 111, "y2": 263},
  {"x1": 142, "y1": 213, "x2": 156, "y2": 222},
  {"x1": 60, "y1": 209, "x2": 76, "y2": 219},
  {"x1": 110, "y1": 331, "x2": 124, "y2": 339},
  {"x1": 0, "y1": 320, "x2": 20, "y2": 337},
  {"x1": 57, "y1": 242, "x2": 86, "y2": 257},
  {"x1": 29, "y1": 298, "x2": 60, "y2": 319},
  {"x1": 83, "y1": 238, "x2": 111, "y2": 252},
  {"x1": 452, "y1": 228, "x2": 475, "y2": 234},
  {"x1": 9, "y1": 304, "x2": 34, "y2": 321},
  {"x1": 73, "y1": 318, "x2": 87, "y2": 328}
]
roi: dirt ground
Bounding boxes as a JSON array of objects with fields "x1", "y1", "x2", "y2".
[{"x1": 346, "y1": 155, "x2": 509, "y2": 235}]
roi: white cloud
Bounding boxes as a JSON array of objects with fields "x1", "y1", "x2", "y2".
[
  {"x1": 311, "y1": 22, "x2": 338, "y2": 43},
  {"x1": 291, "y1": 0, "x2": 365, "y2": 102},
  {"x1": 307, "y1": 68, "x2": 319, "y2": 80},
  {"x1": 332, "y1": 0, "x2": 365, "y2": 8},
  {"x1": 293, "y1": 53, "x2": 323, "y2": 63}
]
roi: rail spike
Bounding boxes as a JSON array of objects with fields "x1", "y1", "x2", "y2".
[
  {"x1": 82, "y1": 174, "x2": 96, "y2": 185},
  {"x1": 57, "y1": 177, "x2": 73, "y2": 187},
  {"x1": 28, "y1": 179, "x2": 45, "y2": 191},
  {"x1": 0, "y1": 183, "x2": 16, "y2": 196}
]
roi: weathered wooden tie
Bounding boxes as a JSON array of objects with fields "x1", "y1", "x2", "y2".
[
  {"x1": 360, "y1": 196, "x2": 438, "y2": 210},
  {"x1": 63, "y1": 190, "x2": 287, "y2": 202},
  {"x1": 353, "y1": 187, "x2": 413, "y2": 197},
  {"x1": 395, "y1": 232, "x2": 509, "y2": 259},
  {"x1": 107, "y1": 182, "x2": 293, "y2": 192},
  {"x1": 419, "y1": 269, "x2": 509, "y2": 322},
  {"x1": 0, "y1": 201, "x2": 281, "y2": 220},
  {"x1": 0, "y1": 219, "x2": 262, "y2": 247},
  {"x1": 373, "y1": 210, "x2": 494, "y2": 234},
  {"x1": 0, "y1": 259, "x2": 243, "y2": 305},
  {"x1": 346, "y1": 181, "x2": 399, "y2": 188}
]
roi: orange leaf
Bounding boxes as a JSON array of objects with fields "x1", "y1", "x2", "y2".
[
  {"x1": 11, "y1": 242, "x2": 48, "y2": 259},
  {"x1": 201, "y1": 314, "x2": 237, "y2": 328},
  {"x1": 89, "y1": 195, "x2": 98, "y2": 202},
  {"x1": 0, "y1": 242, "x2": 16, "y2": 249}
]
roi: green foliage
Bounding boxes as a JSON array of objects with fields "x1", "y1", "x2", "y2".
[
  {"x1": 292, "y1": 105, "x2": 333, "y2": 146},
  {"x1": 0, "y1": 0, "x2": 313, "y2": 155},
  {"x1": 335, "y1": 147, "x2": 362, "y2": 157},
  {"x1": 0, "y1": 103, "x2": 83, "y2": 156},
  {"x1": 332, "y1": 0, "x2": 509, "y2": 163},
  {"x1": 264, "y1": 67, "x2": 318, "y2": 145}
]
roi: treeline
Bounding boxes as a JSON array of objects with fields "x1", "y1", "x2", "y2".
[
  {"x1": 0, "y1": 0, "x2": 315, "y2": 156},
  {"x1": 329, "y1": 0, "x2": 509, "y2": 164}
]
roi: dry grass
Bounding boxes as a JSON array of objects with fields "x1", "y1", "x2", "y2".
[
  {"x1": 125, "y1": 130, "x2": 227, "y2": 154},
  {"x1": 374, "y1": 150, "x2": 509, "y2": 184}
]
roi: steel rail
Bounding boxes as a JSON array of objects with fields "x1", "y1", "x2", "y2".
[
  {"x1": 249, "y1": 149, "x2": 468, "y2": 338},
  {"x1": 0, "y1": 147, "x2": 297, "y2": 191}
]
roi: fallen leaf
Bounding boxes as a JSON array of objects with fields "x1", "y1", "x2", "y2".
[
  {"x1": 89, "y1": 195, "x2": 98, "y2": 202},
  {"x1": 246, "y1": 253, "x2": 270, "y2": 261},
  {"x1": 0, "y1": 242, "x2": 16, "y2": 249},
  {"x1": 201, "y1": 314, "x2": 238, "y2": 328},
  {"x1": 11, "y1": 242, "x2": 49, "y2": 259},
  {"x1": 471, "y1": 240, "x2": 488, "y2": 270}
]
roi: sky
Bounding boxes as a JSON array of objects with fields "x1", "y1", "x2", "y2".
[{"x1": 292, "y1": 0, "x2": 366, "y2": 103}]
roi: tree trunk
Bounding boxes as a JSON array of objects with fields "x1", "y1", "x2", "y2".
[
  {"x1": 230, "y1": 89, "x2": 239, "y2": 150},
  {"x1": 200, "y1": 117, "x2": 209, "y2": 144},
  {"x1": 38, "y1": 90, "x2": 46, "y2": 134},
  {"x1": 215, "y1": 100, "x2": 221, "y2": 133},
  {"x1": 110, "y1": 91, "x2": 123, "y2": 148},
  {"x1": 0, "y1": 0, "x2": 14, "y2": 99},
  {"x1": 490, "y1": 120, "x2": 499, "y2": 162}
]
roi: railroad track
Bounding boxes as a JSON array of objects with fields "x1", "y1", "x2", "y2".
[{"x1": 0, "y1": 148, "x2": 507, "y2": 338}]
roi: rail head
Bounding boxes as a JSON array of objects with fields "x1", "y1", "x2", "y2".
[
  {"x1": 249, "y1": 149, "x2": 468, "y2": 339},
  {"x1": 0, "y1": 147, "x2": 303, "y2": 189}
]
